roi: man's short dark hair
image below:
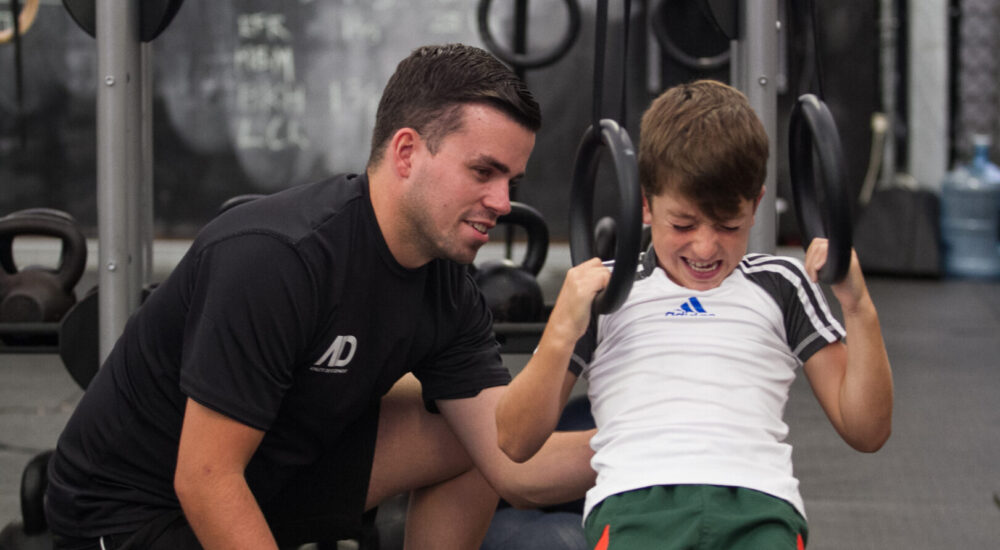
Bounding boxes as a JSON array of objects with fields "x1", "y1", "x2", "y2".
[{"x1": 367, "y1": 43, "x2": 541, "y2": 168}]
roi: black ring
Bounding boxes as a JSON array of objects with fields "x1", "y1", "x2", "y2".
[
  {"x1": 788, "y1": 94, "x2": 852, "y2": 284},
  {"x1": 651, "y1": 0, "x2": 730, "y2": 71},
  {"x1": 569, "y1": 119, "x2": 642, "y2": 314},
  {"x1": 477, "y1": 0, "x2": 581, "y2": 69}
]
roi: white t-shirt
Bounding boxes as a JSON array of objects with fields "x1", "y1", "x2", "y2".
[{"x1": 571, "y1": 250, "x2": 846, "y2": 520}]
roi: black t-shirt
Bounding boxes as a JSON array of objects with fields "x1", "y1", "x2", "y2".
[{"x1": 46, "y1": 173, "x2": 511, "y2": 538}]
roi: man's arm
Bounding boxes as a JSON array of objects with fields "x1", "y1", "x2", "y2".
[
  {"x1": 439, "y1": 387, "x2": 596, "y2": 509},
  {"x1": 174, "y1": 398, "x2": 278, "y2": 550},
  {"x1": 495, "y1": 258, "x2": 610, "y2": 462},
  {"x1": 802, "y1": 239, "x2": 894, "y2": 452}
]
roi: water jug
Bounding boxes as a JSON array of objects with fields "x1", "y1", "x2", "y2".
[{"x1": 940, "y1": 134, "x2": 1000, "y2": 278}]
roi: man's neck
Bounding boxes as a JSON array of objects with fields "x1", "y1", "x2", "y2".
[{"x1": 367, "y1": 166, "x2": 427, "y2": 269}]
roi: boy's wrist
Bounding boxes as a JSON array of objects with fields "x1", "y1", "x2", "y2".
[
  {"x1": 839, "y1": 291, "x2": 876, "y2": 320},
  {"x1": 538, "y1": 323, "x2": 582, "y2": 357}
]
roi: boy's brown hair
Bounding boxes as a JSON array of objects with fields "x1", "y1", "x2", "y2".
[{"x1": 638, "y1": 79, "x2": 768, "y2": 221}]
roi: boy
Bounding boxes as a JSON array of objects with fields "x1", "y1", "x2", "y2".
[{"x1": 495, "y1": 79, "x2": 893, "y2": 549}]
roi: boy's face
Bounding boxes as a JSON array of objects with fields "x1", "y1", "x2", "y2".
[{"x1": 643, "y1": 188, "x2": 763, "y2": 291}]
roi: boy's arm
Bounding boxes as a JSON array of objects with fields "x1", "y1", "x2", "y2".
[
  {"x1": 802, "y1": 239, "x2": 894, "y2": 452},
  {"x1": 496, "y1": 258, "x2": 610, "y2": 462}
]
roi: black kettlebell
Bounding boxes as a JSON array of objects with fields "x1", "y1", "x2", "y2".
[
  {"x1": 20, "y1": 450, "x2": 53, "y2": 535},
  {"x1": 594, "y1": 216, "x2": 617, "y2": 261},
  {"x1": 0, "y1": 208, "x2": 88, "y2": 323},
  {"x1": 473, "y1": 202, "x2": 549, "y2": 323},
  {"x1": 593, "y1": 216, "x2": 652, "y2": 261}
]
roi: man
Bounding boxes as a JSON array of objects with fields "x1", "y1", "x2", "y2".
[{"x1": 46, "y1": 43, "x2": 595, "y2": 550}]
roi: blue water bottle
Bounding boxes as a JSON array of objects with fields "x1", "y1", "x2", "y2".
[{"x1": 940, "y1": 134, "x2": 1000, "y2": 278}]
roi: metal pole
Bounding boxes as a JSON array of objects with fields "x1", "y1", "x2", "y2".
[
  {"x1": 733, "y1": 0, "x2": 778, "y2": 254},
  {"x1": 879, "y1": 0, "x2": 897, "y2": 189},
  {"x1": 96, "y1": 0, "x2": 142, "y2": 360}
]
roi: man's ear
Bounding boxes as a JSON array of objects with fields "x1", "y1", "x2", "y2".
[
  {"x1": 642, "y1": 194, "x2": 653, "y2": 226},
  {"x1": 390, "y1": 128, "x2": 420, "y2": 178}
]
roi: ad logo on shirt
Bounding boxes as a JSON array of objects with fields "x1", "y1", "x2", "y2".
[
  {"x1": 665, "y1": 297, "x2": 715, "y2": 317},
  {"x1": 310, "y1": 335, "x2": 357, "y2": 373}
]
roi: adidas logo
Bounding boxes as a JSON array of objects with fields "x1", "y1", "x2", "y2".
[{"x1": 665, "y1": 297, "x2": 715, "y2": 317}]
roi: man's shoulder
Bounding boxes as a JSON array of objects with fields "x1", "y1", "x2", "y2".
[{"x1": 197, "y1": 173, "x2": 368, "y2": 247}]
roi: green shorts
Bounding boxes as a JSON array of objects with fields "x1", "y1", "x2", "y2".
[{"x1": 583, "y1": 485, "x2": 808, "y2": 550}]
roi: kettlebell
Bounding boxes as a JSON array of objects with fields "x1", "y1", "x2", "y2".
[
  {"x1": 594, "y1": 216, "x2": 617, "y2": 261},
  {"x1": 0, "y1": 208, "x2": 88, "y2": 323},
  {"x1": 20, "y1": 450, "x2": 53, "y2": 535},
  {"x1": 593, "y1": 216, "x2": 652, "y2": 260},
  {"x1": 473, "y1": 202, "x2": 549, "y2": 323}
]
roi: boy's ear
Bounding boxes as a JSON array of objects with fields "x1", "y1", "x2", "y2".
[{"x1": 642, "y1": 194, "x2": 653, "y2": 225}]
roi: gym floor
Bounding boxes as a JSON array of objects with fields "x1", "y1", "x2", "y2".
[{"x1": 2, "y1": 243, "x2": 999, "y2": 549}]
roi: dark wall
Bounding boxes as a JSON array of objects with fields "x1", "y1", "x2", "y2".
[{"x1": 777, "y1": 0, "x2": 880, "y2": 245}]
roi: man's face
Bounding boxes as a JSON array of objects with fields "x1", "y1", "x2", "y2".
[
  {"x1": 643, "y1": 188, "x2": 762, "y2": 291},
  {"x1": 401, "y1": 104, "x2": 535, "y2": 265}
]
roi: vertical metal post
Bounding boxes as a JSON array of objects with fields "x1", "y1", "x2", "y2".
[
  {"x1": 879, "y1": 0, "x2": 897, "y2": 189},
  {"x1": 907, "y1": 0, "x2": 949, "y2": 190},
  {"x1": 97, "y1": 0, "x2": 142, "y2": 360},
  {"x1": 732, "y1": 0, "x2": 778, "y2": 254}
]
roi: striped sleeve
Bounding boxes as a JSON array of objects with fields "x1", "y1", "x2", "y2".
[
  {"x1": 739, "y1": 254, "x2": 846, "y2": 363},
  {"x1": 568, "y1": 322, "x2": 597, "y2": 376}
]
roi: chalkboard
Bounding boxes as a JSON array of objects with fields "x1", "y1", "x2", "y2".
[
  {"x1": 0, "y1": 0, "x2": 615, "y2": 240},
  {"x1": 2, "y1": 1, "x2": 875, "y2": 244}
]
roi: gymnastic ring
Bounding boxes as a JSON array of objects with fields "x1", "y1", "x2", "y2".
[
  {"x1": 650, "y1": 0, "x2": 730, "y2": 71},
  {"x1": 62, "y1": 0, "x2": 186, "y2": 42},
  {"x1": 477, "y1": 0, "x2": 581, "y2": 69},
  {"x1": 788, "y1": 94, "x2": 852, "y2": 284},
  {"x1": 569, "y1": 119, "x2": 642, "y2": 314},
  {"x1": 0, "y1": 0, "x2": 40, "y2": 44}
]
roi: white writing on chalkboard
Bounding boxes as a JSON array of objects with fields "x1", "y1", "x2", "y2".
[
  {"x1": 328, "y1": 78, "x2": 380, "y2": 120},
  {"x1": 233, "y1": 11, "x2": 307, "y2": 152},
  {"x1": 237, "y1": 83, "x2": 305, "y2": 114},
  {"x1": 234, "y1": 45, "x2": 296, "y2": 82},
  {"x1": 237, "y1": 13, "x2": 291, "y2": 41},
  {"x1": 236, "y1": 118, "x2": 309, "y2": 151}
]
